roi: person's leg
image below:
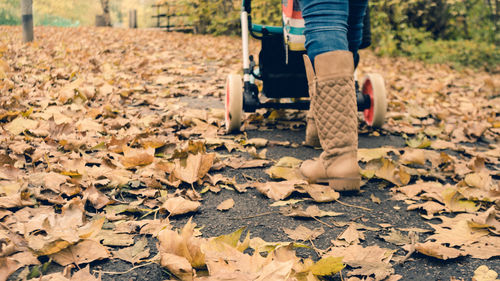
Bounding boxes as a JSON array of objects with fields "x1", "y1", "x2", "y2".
[
  {"x1": 298, "y1": 0, "x2": 361, "y2": 191},
  {"x1": 299, "y1": 0, "x2": 349, "y2": 63},
  {"x1": 300, "y1": 0, "x2": 349, "y2": 147},
  {"x1": 347, "y1": 0, "x2": 368, "y2": 68}
]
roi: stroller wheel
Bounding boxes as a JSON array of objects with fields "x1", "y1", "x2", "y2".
[
  {"x1": 361, "y1": 73, "x2": 387, "y2": 128},
  {"x1": 225, "y1": 74, "x2": 243, "y2": 133}
]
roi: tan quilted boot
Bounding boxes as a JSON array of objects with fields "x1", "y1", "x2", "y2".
[
  {"x1": 303, "y1": 55, "x2": 321, "y2": 147},
  {"x1": 300, "y1": 51, "x2": 360, "y2": 191}
]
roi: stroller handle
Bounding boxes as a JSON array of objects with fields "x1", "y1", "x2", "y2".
[
  {"x1": 241, "y1": 0, "x2": 283, "y2": 37},
  {"x1": 242, "y1": 0, "x2": 251, "y2": 13}
]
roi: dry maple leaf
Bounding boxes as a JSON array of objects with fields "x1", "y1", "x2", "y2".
[
  {"x1": 338, "y1": 223, "x2": 365, "y2": 245},
  {"x1": 324, "y1": 244, "x2": 395, "y2": 281},
  {"x1": 426, "y1": 219, "x2": 489, "y2": 247},
  {"x1": 113, "y1": 236, "x2": 150, "y2": 264},
  {"x1": 157, "y1": 218, "x2": 206, "y2": 270},
  {"x1": 254, "y1": 180, "x2": 305, "y2": 201},
  {"x1": 121, "y1": 146, "x2": 155, "y2": 169},
  {"x1": 302, "y1": 184, "x2": 340, "y2": 202},
  {"x1": 283, "y1": 225, "x2": 324, "y2": 241},
  {"x1": 49, "y1": 239, "x2": 109, "y2": 266},
  {"x1": 415, "y1": 241, "x2": 464, "y2": 260},
  {"x1": 172, "y1": 153, "x2": 215, "y2": 184},
  {"x1": 460, "y1": 236, "x2": 500, "y2": 259}
]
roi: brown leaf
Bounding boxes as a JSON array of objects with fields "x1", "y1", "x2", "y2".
[
  {"x1": 95, "y1": 229, "x2": 135, "y2": 247},
  {"x1": 280, "y1": 205, "x2": 343, "y2": 218},
  {"x1": 379, "y1": 229, "x2": 411, "y2": 246},
  {"x1": 460, "y1": 236, "x2": 500, "y2": 259},
  {"x1": 283, "y1": 225, "x2": 324, "y2": 241},
  {"x1": 400, "y1": 148, "x2": 426, "y2": 165},
  {"x1": 70, "y1": 265, "x2": 101, "y2": 281},
  {"x1": 122, "y1": 146, "x2": 155, "y2": 169},
  {"x1": 162, "y1": 197, "x2": 201, "y2": 216},
  {"x1": 407, "y1": 201, "x2": 446, "y2": 215},
  {"x1": 160, "y1": 252, "x2": 194, "y2": 281},
  {"x1": 338, "y1": 223, "x2": 365, "y2": 245},
  {"x1": 0, "y1": 257, "x2": 22, "y2": 281},
  {"x1": 426, "y1": 220, "x2": 489, "y2": 247},
  {"x1": 415, "y1": 241, "x2": 464, "y2": 260},
  {"x1": 216, "y1": 198, "x2": 235, "y2": 211},
  {"x1": 266, "y1": 157, "x2": 304, "y2": 181},
  {"x1": 470, "y1": 206, "x2": 500, "y2": 235},
  {"x1": 157, "y1": 218, "x2": 205, "y2": 269},
  {"x1": 358, "y1": 147, "x2": 397, "y2": 162},
  {"x1": 303, "y1": 184, "x2": 340, "y2": 202},
  {"x1": 172, "y1": 153, "x2": 215, "y2": 184},
  {"x1": 83, "y1": 185, "x2": 113, "y2": 209},
  {"x1": 472, "y1": 265, "x2": 498, "y2": 281},
  {"x1": 5, "y1": 117, "x2": 38, "y2": 135},
  {"x1": 254, "y1": 180, "x2": 304, "y2": 201},
  {"x1": 325, "y1": 244, "x2": 395, "y2": 281},
  {"x1": 50, "y1": 239, "x2": 110, "y2": 266},
  {"x1": 113, "y1": 236, "x2": 150, "y2": 264}
]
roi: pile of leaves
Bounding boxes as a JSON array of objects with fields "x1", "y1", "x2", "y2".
[{"x1": 0, "y1": 25, "x2": 499, "y2": 281}]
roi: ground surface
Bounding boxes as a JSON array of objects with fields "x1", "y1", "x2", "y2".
[{"x1": 0, "y1": 26, "x2": 499, "y2": 281}]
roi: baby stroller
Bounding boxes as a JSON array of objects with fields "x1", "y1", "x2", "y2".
[{"x1": 225, "y1": 0, "x2": 387, "y2": 133}]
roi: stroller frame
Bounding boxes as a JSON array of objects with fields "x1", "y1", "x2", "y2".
[{"x1": 224, "y1": 0, "x2": 387, "y2": 132}]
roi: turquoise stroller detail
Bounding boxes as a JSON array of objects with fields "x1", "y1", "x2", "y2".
[{"x1": 225, "y1": 0, "x2": 387, "y2": 133}]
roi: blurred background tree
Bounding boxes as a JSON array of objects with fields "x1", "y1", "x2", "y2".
[{"x1": 0, "y1": 0, "x2": 497, "y2": 69}]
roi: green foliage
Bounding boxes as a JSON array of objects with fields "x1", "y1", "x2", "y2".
[
  {"x1": 409, "y1": 40, "x2": 500, "y2": 71},
  {"x1": 369, "y1": 0, "x2": 499, "y2": 69},
  {"x1": 172, "y1": 0, "x2": 281, "y2": 35},
  {"x1": 0, "y1": 0, "x2": 20, "y2": 25}
]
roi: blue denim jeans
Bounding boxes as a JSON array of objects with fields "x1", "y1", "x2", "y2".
[{"x1": 298, "y1": 0, "x2": 368, "y2": 68}]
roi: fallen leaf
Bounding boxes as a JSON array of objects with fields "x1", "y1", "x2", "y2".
[
  {"x1": 324, "y1": 244, "x2": 395, "y2": 281},
  {"x1": 358, "y1": 147, "x2": 396, "y2": 162},
  {"x1": 269, "y1": 199, "x2": 304, "y2": 207},
  {"x1": 70, "y1": 265, "x2": 101, "y2": 281},
  {"x1": 310, "y1": 256, "x2": 344, "y2": 276},
  {"x1": 173, "y1": 153, "x2": 215, "y2": 183},
  {"x1": 50, "y1": 239, "x2": 110, "y2": 266},
  {"x1": 415, "y1": 241, "x2": 464, "y2": 260},
  {"x1": 303, "y1": 184, "x2": 340, "y2": 202},
  {"x1": 379, "y1": 229, "x2": 411, "y2": 246},
  {"x1": 370, "y1": 194, "x2": 381, "y2": 204},
  {"x1": 283, "y1": 225, "x2": 324, "y2": 241},
  {"x1": 82, "y1": 185, "x2": 113, "y2": 209},
  {"x1": 122, "y1": 146, "x2": 155, "y2": 169},
  {"x1": 338, "y1": 223, "x2": 365, "y2": 245},
  {"x1": 5, "y1": 117, "x2": 38, "y2": 135},
  {"x1": 113, "y1": 236, "x2": 150, "y2": 264},
  {"x1": 254, "y1": 180, "x2": 304, "y2": 201},
  {"x1": 280, "y1": 205, "x2": 343, "y2": 218},
  {"x1": 216, "y1": 198, "x2": 235, "y2": 211},
  {"x1": 426, "y1": 220, "x2": 489, "y2": 247},
  {"x1": 472, "y1": 265, "x2": 498, "y2": 281},
  {"x1": 162, "y1": 197, "x2": 201, "y2": 216}
]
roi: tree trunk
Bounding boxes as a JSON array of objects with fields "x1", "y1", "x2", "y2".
[
  {"x1": 21, "y1": 0, "x2": 34, "y2": 42},
  {"x1": 100, "y1": 0, "x2": 112, "y2": 26}
]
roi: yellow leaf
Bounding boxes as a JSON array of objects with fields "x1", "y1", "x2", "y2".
[
  {"x1": 472, "y1": 265, "x2": 498, "y2": 281},
  {"x1": 5, "y1": 117, "x2": 38, "y2": 135},
  {"x1": 310, "y1": 256, "x2": 344, "y2": 276}
]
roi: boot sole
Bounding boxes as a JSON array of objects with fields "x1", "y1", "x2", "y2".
[{"x1": 315, "y1": 177, "x2": 361, "y2": 191}]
